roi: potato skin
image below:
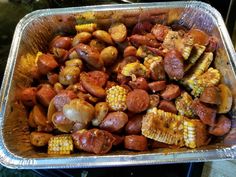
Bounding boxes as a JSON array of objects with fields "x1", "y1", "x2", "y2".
[
  {"x1": 99, "y1": 46, "x2": 118, "y2": 66},
  {"x1": 100, "y1": 111, "x2": 128, "y2": 133},
  {"x1": 124, "y1": 135, "x2": 148, "y2": 151},
  {"x1": 30, "y1": 132, "x2": 53, "y2": 147},
  {"x1": 108, "y1": 23, "x2": 127, "y2": 43}
]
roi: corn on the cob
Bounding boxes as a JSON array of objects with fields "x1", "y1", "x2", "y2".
[
  {"x1": 143, "y1": 55, "x2": 162, "y2": 69},
  {"x1": 136, "y1": 46, "x2": 149, "y2": 58},
  {"x1": 175, "y1": 92, "x2": 195, "y2": 118},
  {"x1": 163, "y1": 31, "x2": 181, "y2": 50},
  {"x1": 181, "y1": 34, "x2": 194, "y2": 60},
  {"x1": 75, "y1": 23, "x2": 97, "y2": 33},
  {"x1": 190, "y1": 67, "x2": 221, "y2": 97},
  {"x1": 183, "y1": 119, "x2": 209, "y2": 148},
  {"x1": 121, "y1": 62, "x2": 148, "y2": 78},
  {"x1": 106, "y1": 85, "x2": 128, "y2": 111},
  {"x1": 142, "y1": 109, "x2": 185, "y2": 146},
  {"x1": 48, "y1": 134, "x2": 73, "y2": 155},
  {"x1": 182, "y1": 52, "x2": 213, "y2": 88},
  {"x1": 184, "y1": 44, "x2": 206, "y2": 72}
]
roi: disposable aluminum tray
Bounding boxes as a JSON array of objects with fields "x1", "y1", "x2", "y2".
[{"x1": 0, "y1": 1, "x2": 236, "y2": 169}]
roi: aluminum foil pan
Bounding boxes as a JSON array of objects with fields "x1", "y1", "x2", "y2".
[{"x1": 1, "y1": 1, "x2": 236, "y2": 169}]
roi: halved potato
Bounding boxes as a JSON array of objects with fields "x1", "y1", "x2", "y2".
[{"x1": 217, "y1": 84, "x2": 232, "y2": 113}]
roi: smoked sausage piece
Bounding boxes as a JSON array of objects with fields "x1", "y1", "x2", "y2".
[
  {"x1": 158, "y1": 100, "x2": 177, "y2": 114},
  {"x1": 191, "y1": 99, "x2": 216, "y2": 126},
  {"x1": 126, "y1": 89, "x2": 150, "y2": 113},
  {"x1": 20, "y1": 87, "x2": 37, "y2": 107},
  {"x1": 36, "y1": 84, "x2": 56, "y2": 107},
  {"x1": 128, "y1": 77, "x2": 149, "y2": 91},
  {"x1": 125, "y1": 114, "x2": 143, "y2": 135},
  {"x1": 37, "y1": 54, "x2": 58, "y2": 75},
  {"x1": 129, "y1": 34, "x2": 160, "y2": 48},
  {"x1": 87, "y1": 71, "x2": 108, "y2": 87},
  {"x1": 72, "y1": 129, "x2": 115, "y2": 154},
  {"x1": 161, "y1": 84, "x2": 181, "y2": 100},
  {"x1": 124, "y1": 135, "x2": 148, "y2": 151},
  {"x1": 200, "y1": 86, "x2": 220, "y2": 105},
  {"x1": 151, "y1": 24, "x2": 170, "y2": 41},
  {"x1": 164, "y1": 50, "x2": 184, "y2": 80},
  {"x1": 100, "y1": 111, "x2": 128, "y2": 133},
  {"x1": 148, "y1": 81, "x2": 166, "y2": 93},
  {"x1": 50, "y1": 36, "x2": 72, "y2": 50},
  {"x1": 209, "y1": 115, "x2": 231, "y2": 136}
]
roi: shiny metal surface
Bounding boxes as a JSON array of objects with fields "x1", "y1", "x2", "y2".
[{"x1": 0, "y1": 1, "x2": 236, "y2": 169}]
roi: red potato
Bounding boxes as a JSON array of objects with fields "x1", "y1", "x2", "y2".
[
  {"x1": 161, "y1": 84, "x2": 181, "y2": 100},
  {"x1": 108, "y1": 22, "x2": 127, "y2": 43},
  {"x1": 148, "y1": 81, "x2": 166, "y2": 93},
  {"x1": 37, "y1": 54, "x2": 58, "y2": 75},
  {"x1": 30, "y1": 132, "x2": 53, "y2": 147},
  {"x1": 124, "y1": 135, "x2": 148, "y2": 151},
  {"x1": 128, "y1": 77, "x2": 149, "y2": 91},
  {"x1": 100, "y1": 111, "x2": 128, "y2": 133},
  {"x1": 164, "y1": 50, "x2": 184, "y2": 80},
  {"x1": 92, "y1": 30, "x2": 114, "y2": 45},
  {"x1": 52, "y1": 111, "x2": 74, "y2": 133},
  {"x1": 191, "y1": 99, "x2": 216, "y2": 126},
  {"x1": 123, "y1": 46, "x2": 137, "y2": 58},
  {"x1": 50, "y1": 36, "x2": 72, "y2": 50},
  {"x1": 209, "y1": 115, "x2": 231, "y2": 136},
  {"x1": 54, "y1": 90, "x2": 77, "y2": 111},
  {"x1": 72, "y1": 32, "x2": 92, "y2": 46},
  {"x1": 158, "y1": 100, "x2": 177, "y2": 114},
  {"x1": 36, "y1": 84, "x2": 56, "y2": 107},
  {"x1": 129, "y1": 33, "x2": 160, "y2": 48},
  {"x1": 20, "y1": 87, "x2": 37, "y2": 107},
  {"x1": 188, "y1": 28, "x2": 209, "y2": 46},
  {"x1": 126, "y1": 89, "x2": 150, "y2": 113},
  {"x1": 125, "y1": 114, "x2": 143, "y2": 135},
  {"x1": 72, "y1": 129, "x2": 115, "y2": 154}
]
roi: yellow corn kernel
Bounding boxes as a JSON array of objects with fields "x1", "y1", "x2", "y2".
[
  {"x1": 48, "y1": 135, "x2": 73, "y2": 155},
  {"x1": 143, "y1": 55, "x2": 162, "y2": 69},
  {"x1": 121, "y1": 62, "x2": 148, "y2": 78},
  {"x1": 183, "y1": 119, "x2": 209, "y2": 148},
  {"x1": 142, "y1": 109, "x2": 186, "y2": 146},
  {"x1": 75, "y1": 23, "x2": 97, "y2": 33},
  {"x1": 181, "y1": 34, "x2": 194, "y2": 60},
  {"x1": 175, "y1": 92, "x2": 195, "y2": 118},
  {"x1": 106, "y1": 85, "x2": 128, "y2": 111}
]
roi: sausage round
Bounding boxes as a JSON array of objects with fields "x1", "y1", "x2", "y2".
[
  {"x1": 206, "y1": 36, "x2": 218, "y2": 52},
  {"x1": 164, "y1": 50, "x2": 184, "y2": 80},
  {"x1": 36, "y1": 84, "x2": 56, "y2": 107},
  {"x1": 99, "y1": 111, "x2": 128, "y2": 133},
  {"x1": 30, "y1": 132, "x2": 53, "y2": 147},
  {"x1": 37, "y1": 54, "x2": 59, "y2": 75},
  {"x1": 124, "y1": 135, "x2": 148, "y2": 151},
  {"x1": 125, "y1": 114, "x2": 143, "y2": 135},
  {"x1": 128, "y1": 77, "x2": 149, "y2": 91},
  {"x1": 20, "y1": 87, "x2": 37, "y2": 107},
  {"x1": 158, "y1": 100, "x2": 177, "y2": 114},
  {"x1": 126, "y1": 89, "x2": 150, "y2": 113},
  {"x1": 200, "y1": 86, "x2": 220, "y2": 105},
  {"x1": 151, "y1": 24, "x2": 170, "y2": 41},
  {"x1": 50, "y1": 36, "x2": 72, "y2": 50},
  {"x1": 209, "y1": 115, "x2": 231, "y2": 136},
  {"x1": 87, "y1": 70, "x2": 109, "y2": 87},
  {"x1": 161, "y1": 84, "x2": 181, "y2": 100},
  {"x1": 191, "y1": 99, "x2": 216, "y2": 126},
  {"x1": 112, "y1": 134, "x2": 124, "y2": 146},
  {"x1": 123, "y1": 46, "x2": 137, "y2": 58},
  {"x1": 148, "y1": 81, "x2": 166, "y2": 93}
]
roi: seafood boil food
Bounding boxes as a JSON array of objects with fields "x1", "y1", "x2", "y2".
[{"x1": 17, "y1": 17, "x2": 233, "y2": 155}]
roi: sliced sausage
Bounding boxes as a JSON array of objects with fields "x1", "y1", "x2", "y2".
[
  {"x1": 148, "y1": 81, "x2": 166, "y2": 93},
  {"x1": 151, "y1": 24, "x2": 170, "y2": 41},
  {"x1": 164, "y1": 50, "x2": 184, "y2": 80},
  {"x1": 112, "y1": 134, "x2": 124, "y2": 146},
  {"x1": 125, "y1": 114, "x2": 143, "y2": 135},
  {"x1": 161, "y1": 84, "x2": 181, "y2": 100},
  {"x1": 123, "y1": 46, "x2": 137, "y2": 58},
  {"x1": 87, "y1": 71, "x2": 109, "y2": 87},
  {"x1": 129, "y1": 33, "x2": 160, "y2": 48},
  {"x1": 191, "y1": 99, "x2": 216, "y2": 126},
  {"x1": 20, "y1": 87, "x2": 37, "y2": 107},
  {"x1": 30, "y1": 132, "x2": 53, "y2": 147},
  {"x1": 209, "y1": 115, "x2": 231, "y2": 136},
  {"x1": 72, "y1": 128, "x2": 115, "y2": 154},
  {"x1": 126, "y1": 89, "x2": 150, "y2": 113},
  {"x1": 75, "y1": 43, "x2": 103, "y2": 69},
  {"x1": 99, "y1": 111, "x2": 128, "y2": 133},
  {"x1": 206, "y1": 36, "x2": 218, "y2": 52},
  {"x1": 148, "y1": 94, "x2": 160, "y2": 109},
  {"x1": 32, "y1": 104, "x2": 48, "y2": 127},
  {"x1": 37, "y1": 54, "x2": 58, "y2": 75},
  {"x1": 200, "y1": 86, "x2": 220, "y2": 105},
  {"x1": 50, "y1": 36, "x2": 72, "y2": 50},
  {"x1": 72, "y1": 32, "x2": 92, "y2": 46},
  {"x1": 128, "y1": 77, "x2": 149, "y2": 91},
  {"x1": 80, "y1": 72, "x2": 106, "y2": 98},
  {"x1": 124, "y1": 135, "x2": 148, "y2": 151},
  {"x1": 188, "y1": 28, "x2": 209, "y2": 46},
  {"x1": 158, "y1": 100, "x2": 177, "y2": 114},
  {"x1": 47, "y1": 73, "x2": 59, "y2": 85},
  {"x1": 36, "y1": 84, "x2": 56, "y2": 107}
]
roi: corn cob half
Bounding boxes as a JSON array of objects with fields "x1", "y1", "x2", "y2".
[
  {"x1": 175, "y1": 92, "x2": 195, "y2": 118},
  {"x1": 75, "y1": 23, "x2": 97, "y2": 33},
  {"x1": 143, "y1": 55, "x2": 163, "y2": 69},
  {"x1": 106, "y1": 85, "x2": 128, "y2": 111},
  {"x1": 142, "y1": 109, "x2": 185, "y2": 146},
  {"x1": 184, "y1": 119, "x2": 209, "y2": 148},
  {"x1": 48, "y1": 134, "x2": 73, "y2": 155},
  {"x1": 121, "y1": 62, "x2": 148, "y2": 78}
]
